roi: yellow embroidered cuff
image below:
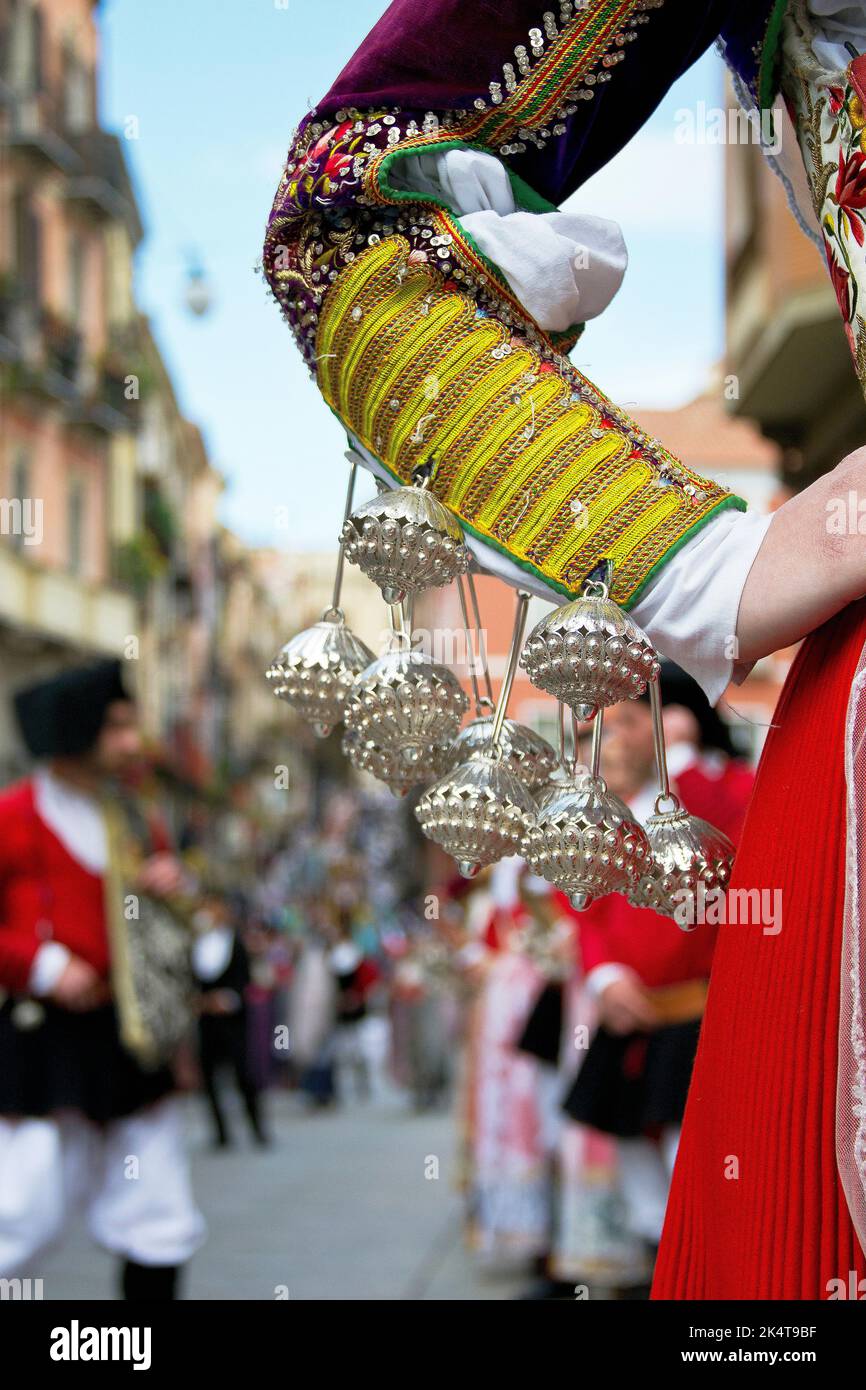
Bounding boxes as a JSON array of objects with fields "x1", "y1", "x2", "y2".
[{"x1": 316, "y1": 234, "x2": 744, "y2": 609}]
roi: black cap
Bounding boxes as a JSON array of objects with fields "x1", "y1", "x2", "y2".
[{"x1": 13, "y1": 659, "x2": 131, "y2": 759}]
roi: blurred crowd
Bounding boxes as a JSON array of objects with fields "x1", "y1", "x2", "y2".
[{"x1": 0, "y1": 656, "x2": 754, "y2": 1300}]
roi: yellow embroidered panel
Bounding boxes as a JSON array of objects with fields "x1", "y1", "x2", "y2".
[{"x1": 316, "y1": 235, "x2": 742, "y2": 608}]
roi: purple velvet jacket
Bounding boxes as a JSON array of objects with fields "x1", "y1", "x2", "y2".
[{"x1": 318, "y1": 0, "x2": 783, "y2": 206}]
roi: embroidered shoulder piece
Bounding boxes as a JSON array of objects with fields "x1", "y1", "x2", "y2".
[{"x1": 263, "y1": 0, "x2": 744, "y2": 610}]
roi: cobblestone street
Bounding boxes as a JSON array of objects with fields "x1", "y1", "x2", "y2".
[{"x1": 32, "y1": 1093, "x2": 526, "y2": 1302}]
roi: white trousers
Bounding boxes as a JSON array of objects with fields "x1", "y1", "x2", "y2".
[
  {"x1": 616, "y1": 1125, "x2": 681, "y2": 1245},
  {"x1": 0, "y1": 1097, "x2": 206, "y2": 1275}
]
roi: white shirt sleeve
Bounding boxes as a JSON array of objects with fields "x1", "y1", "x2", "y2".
[
  {"x1": 585, "y1": 962, "x2": 637, "y2": 999},
  {"x1": 629, "y1": 507, "x2": 773, "y2": 706}
]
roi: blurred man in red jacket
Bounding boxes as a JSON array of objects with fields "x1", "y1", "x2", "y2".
[
  {"x1": 563, "y1": 666, "x2": 754, "y2": 1258},
  {"x1": 0, "y1": 661, "x2": 204, "y2": 1299}
]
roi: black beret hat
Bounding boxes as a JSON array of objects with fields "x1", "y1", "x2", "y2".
[{"x1": 13, "y1": 659, "x2": 132, "y2": 759}]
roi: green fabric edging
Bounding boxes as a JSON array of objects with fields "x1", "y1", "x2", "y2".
[
  {"x1": 757, "y1": 0, "x2": 791, "y2": 113},
  {"x1": 622, "y1": 492, "x2": 747, "y2": 611}
]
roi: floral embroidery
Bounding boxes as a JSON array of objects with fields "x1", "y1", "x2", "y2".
[
  {"x1": 825, "y1": 234, "x2": 853, "y2": 324},
  {"x1": 786, "y1": 50, "x2": 866, "y2": 386},
  {"x1": 833, "y1": 147, "x2": 866, "y2": 246}
]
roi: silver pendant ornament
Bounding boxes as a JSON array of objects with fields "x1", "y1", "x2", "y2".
[
  {"x1": 445, "y1": 574, "x2": 558, "y2": 791},
  {"x1": 415, "y1": 591, "x2": 537, "y2": 877},
  {"x1": 641, "y1": 802, "x2": 735, "y2": 924},
  {"x1": 448, "y1": 716, "x2": 558, "y2": 792},
  {"x1": 635, "y1": 675, "x2": 736, "y2": 924},
  {"x1": 266, "y1": 453, "x2": 373, "y2": 737},
  {"x1": 522, "y1": 709, "x2": 651, "y2": 911},
  {"x1": 520, "y1": 578, "x2": 660, "y2": 721},
  {"x1": 266, "y1": 611, "x2": 374, "y2": 738},
  {"x1": 342, "y1": 603, "x2": 468, "y2": 797},
  {"x1": 340, "y1": 461, "x2": 471, "y2": 605},
  {"x1": 415, "y1": 751, "x2": 537, "y2": 880}
]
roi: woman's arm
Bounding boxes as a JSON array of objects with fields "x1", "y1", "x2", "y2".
[{"x1": 736, "y1": 448, "x2": 866, "y2": 663}]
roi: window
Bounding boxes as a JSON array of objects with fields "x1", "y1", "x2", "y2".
[
  {"x1": 68, "y1": 231, "x2": 85, "y2": 325},
  {"x1": 13, "y1": 189, "x2": 41, "y2": 301},
  {"x1": 62, "y1": 43, "x2": 92, "y2": 131},
  {"x1": 9, "y1": 2, "x2": 43, "y2": 94},
  {"x1": 67, "y1": 476, "x2": 84, "y2": 575}
]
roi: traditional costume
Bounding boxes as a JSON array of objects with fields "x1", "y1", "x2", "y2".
[
  {"x1": 459, "y1": 860, "x2": 647, "y2": 1279},
  {"x1": 265, "y1": 0, "x2": 866, "y2": 1296},
  {"x1": 263, "y1": 0, "x2": 787, "y2": 704},
  {"x1": 0, "y1": 662, "x2": 204, "y2": 1299},
  {"x1": 457, "y1": 863, "x2": 556, "y2": 1262}
]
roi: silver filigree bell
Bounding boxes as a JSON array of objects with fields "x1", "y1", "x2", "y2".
[
  {"x1": 266, "y1": 454, "x2": 373, "y2": 737},
  {"x1": 523, "y1": 709, "x2": 651, "y2": 910},
  {"x1": 445, "y1": 574, "x2": 558, "y2": 791},
  {"x1": 635, "y1": 676, "x2": 735, "y2": 923},
  {"x1": 520, "y1": 578, "x2": 660, "y2": 720},
  {"x1": 342, "y1": 603, "x2": 468, "y2": 797},
  {"x1": 641, "y1": 801, "x2": 735, "y2": 923},
  {"x1": 416, "y1": 591, "x2": 537, "y2": 877},
  {"x1": 266, "y1": 610, "x2": 374, "y2": 738},
  {"x1": 341, "y1": 461, "x2": 471, "y2": 605},
  {"x1": 449, "y1": 716, "x2": 558, "y2": 791}
]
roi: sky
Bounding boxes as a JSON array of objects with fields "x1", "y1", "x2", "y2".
[{"x1": 98, "y1": 0, "x2": 727, "y2": 551}]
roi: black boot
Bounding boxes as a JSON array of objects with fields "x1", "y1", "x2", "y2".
[{"x1": 121, "y1": 1259, "x2": 180, "y2": 1301}]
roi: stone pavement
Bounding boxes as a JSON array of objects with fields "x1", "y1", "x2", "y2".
[{"x1": 31, "y1": 1091, "x2": 527, "y2": 1301}]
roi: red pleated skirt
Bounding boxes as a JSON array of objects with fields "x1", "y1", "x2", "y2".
[{"x1": 652, "y1": 600, "x2": 866, "y2": 1299}]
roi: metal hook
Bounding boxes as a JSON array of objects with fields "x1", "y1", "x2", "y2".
[
  {"x1": 490, "y1": 591, "x2": 530, "y2": 752},
  {"x1": 649, "y1": 674, "x2": 680, "y2": 813},
  {"x1": 326, "y1": 452, "x2": 360, "y2": 617}
]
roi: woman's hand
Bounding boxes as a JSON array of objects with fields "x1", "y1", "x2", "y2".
[{"x1": 598, "y1": 976, "x2": 660, "y2": 1035}]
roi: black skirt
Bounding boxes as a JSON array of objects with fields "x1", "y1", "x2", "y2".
[
  {"x1": 0, "y1": 997, "x2": 174, "y2": 1124},
  {"x1": 516, "y1": 981, "x2": 564, "y2": 1066},
  {"x1": 562, "y1": 1018, "x2": 701, "y2": 1138}
]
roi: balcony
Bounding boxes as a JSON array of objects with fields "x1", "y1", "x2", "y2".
[
  {"x1": 4, "y1": 86, "x2": 144, "y2": 243},
  {"x1": 0, "y1": 547, "x2": 138, "y2": 656},
  {"x1": 69, "y1": 365, "x2": 139, "y2": 435},
  {"x1": 65, "y1": 130, "x2": 144, "y2": 246},
  {"x1": 5, "y1": 91, "x2": 79, "y2": 172},
  {"x1": 1, "y1": 297, "x2": 138, "y2": 433},
  {"x1": 727, "y1": 269, "x2": 866, "y2": 486}
]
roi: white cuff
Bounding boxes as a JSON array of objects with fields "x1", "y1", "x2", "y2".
[
  {"x1": 584, "y1": 962, "x2": 635, "y2": 1000},
  {"x1": 28, "y1": 942, "x2": 72, "y2": 997},
  {"x1": 630, "y1": 507, "x2": 773, "y2": 706}
]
